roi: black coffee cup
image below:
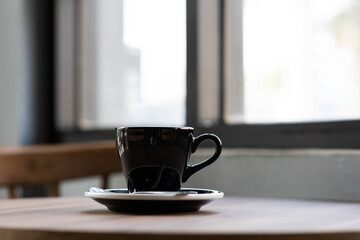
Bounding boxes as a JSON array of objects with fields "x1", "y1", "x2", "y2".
[{"x1": 116, "y1": 127, "x2": 222, "y2": 193}]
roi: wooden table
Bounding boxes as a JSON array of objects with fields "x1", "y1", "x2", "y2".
[{"x1": 0, "y1": 196, "x2": 360, "y2": 240}]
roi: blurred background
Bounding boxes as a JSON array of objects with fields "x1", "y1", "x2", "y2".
[{"x1": 1, "y1": 0, "x2": 360, "y2": 200}]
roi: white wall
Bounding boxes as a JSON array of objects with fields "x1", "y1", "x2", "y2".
[
  {"x1": 0, "y1": 0, "x2": 25, "y2": 146},
  {"x1": 184, "y1": 149, "x2": 360, "y2": 201},
  {"x1": 61, "y1": 148, "x2": 360, "y2": 202},
  {"x1": 0, "y1": 0, "x2": 27, "y2": 199}
]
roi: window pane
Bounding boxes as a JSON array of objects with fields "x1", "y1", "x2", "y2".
[
  {"x1": 241, "y1": 0, "x2": 360, "y2": 123},
  {"x1": 79, "y1": 0, "x2": 186, "y2": 129}
]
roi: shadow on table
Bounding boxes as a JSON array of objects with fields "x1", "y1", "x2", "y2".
[{"x1": 81, "y1": 209, "x2": 218, "y2": 216}]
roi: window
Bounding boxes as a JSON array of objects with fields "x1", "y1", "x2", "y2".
[
  {"x1": 56, "y1": 0, "x2": 360, "y2": 148},
  {"x1": 242, "y1": 0, "x2": 360, "y2": 123},
  {"x1": 188, "y1": 0, "x2": 360, "y2": 148},
  {"x1": 195, "y1": 0, "x2": 360, "y2": 124},
  {"x1": 56, "y1": 0, "x2": 186, "y2": 131}
]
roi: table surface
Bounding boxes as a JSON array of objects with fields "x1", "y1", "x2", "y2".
[{"x1": 0, "y1": 196, "x2": 360, "y2": 240}]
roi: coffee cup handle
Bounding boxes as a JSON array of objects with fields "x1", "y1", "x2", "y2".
[{"x1": 182, "y1": 133, "x2": 222, "y2": 183}]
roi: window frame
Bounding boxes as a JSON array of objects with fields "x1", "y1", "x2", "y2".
[{"x1": 54, "y1": 0, "x2": 360, "y2": 148}]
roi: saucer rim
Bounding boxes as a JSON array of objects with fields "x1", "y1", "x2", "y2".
[{"x1": 84, "y1": 188, "x2": 224, "y2": 201}]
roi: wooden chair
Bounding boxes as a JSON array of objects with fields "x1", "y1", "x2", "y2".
[{"x1": 0, "y1": 141, "x2": 122, "y2": 198}]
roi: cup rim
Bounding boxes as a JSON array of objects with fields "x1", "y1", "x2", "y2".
[{"x1": 116, "y1": 126, "x2": 194, "y2": 131}]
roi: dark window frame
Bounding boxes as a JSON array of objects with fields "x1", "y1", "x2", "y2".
[
  {"x1": 52, "y1": 0, "x2": 360, "y2": 148},
  {"x1": 22, "y1": 0, "x2": 56, "y2": 145}
]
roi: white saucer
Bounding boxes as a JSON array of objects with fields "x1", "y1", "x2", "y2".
[{"x1": 85, "y1": 188, "x2": 224, "y2": 213}]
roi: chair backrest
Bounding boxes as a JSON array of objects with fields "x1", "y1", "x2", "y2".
[{"x1": 0, "y1": 141, "x2": 122, "y2": 198}]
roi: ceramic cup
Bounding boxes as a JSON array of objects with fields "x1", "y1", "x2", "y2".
[{"x1": 116, "y1": 127, "x2": 222, "y2": 193}]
